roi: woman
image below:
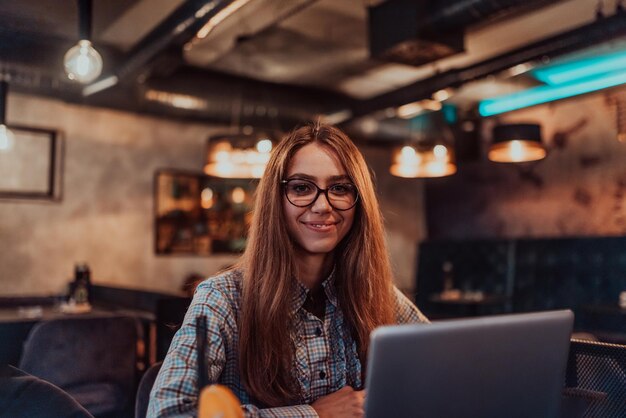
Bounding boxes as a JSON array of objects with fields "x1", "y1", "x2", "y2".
[{"x1": 148, "y1": 124, "x2": 428, "y2": 418}]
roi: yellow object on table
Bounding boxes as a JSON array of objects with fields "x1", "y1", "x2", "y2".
[{"x1": 198, "y1": 384, "x2": 243, "y2": 418}]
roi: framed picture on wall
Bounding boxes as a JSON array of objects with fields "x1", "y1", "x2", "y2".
[
  {"x1": 0, "y1": 125, "x2": 62, "y2": 201},
  {"x1": 154, "y1": 169, "x2": 257, "y2": 255}
]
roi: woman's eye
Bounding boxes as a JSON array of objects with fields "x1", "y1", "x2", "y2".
[
  {"x1": 330, "y1": 184, "x2": 351, "y2": 195},
  {"x1": 291, "y1": 183, "x2": 313, "y2": 194}
]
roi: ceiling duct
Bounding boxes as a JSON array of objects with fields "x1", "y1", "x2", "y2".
[
  {"x1": 83, "y1": 0, "x2": 237, "y2": 96},
  {"x1": 355, "y1": 8, "x2": 626, "y2": 119},
  {"x1": 368, "y1": 0, "x2": 559, "y2": 66},
  {"x1": 141, "y1": 67, "x2": 354, "y2": 130}
]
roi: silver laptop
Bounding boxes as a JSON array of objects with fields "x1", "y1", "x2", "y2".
[{"x1": 364, "y1": 310, "x2": 574, "y2": 418}]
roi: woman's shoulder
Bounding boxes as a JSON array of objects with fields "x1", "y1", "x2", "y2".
[
  {"x1": 393, "y1": 285, "x2": 430, "y2": 324},
  {"x1": 194, "y1": 269, "x2": 243, "y2": 306}
]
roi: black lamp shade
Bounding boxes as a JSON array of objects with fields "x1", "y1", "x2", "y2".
[
  {"x1": 489, "y1": 123, "x2": 546, "y2": 163},
  {"x1": 78, "y1": 0, "x2": 93, "y2": 40},
  {"x1": 0, "y1": 80, "x2": 7, "y2": 125}
]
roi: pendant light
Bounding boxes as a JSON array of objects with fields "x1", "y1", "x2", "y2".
[
  {"x1": 0, "y1": 79, "x2": 15, "y2": 152},
  {"x1": 64, "y1": 0, "x2": 103, "y2": 83},
  {"x1": 204, "y1": 130, "x2": 274, "y2": 179},
  {"x1": 488, "y1": 123, "x2": 546, "y2": 163},
  {"x1": 390, "y1": 112, "x2": 457, "y2": 178},
  {"x1": 390, "y1": 144, "x2": 456, "y2": 178}
]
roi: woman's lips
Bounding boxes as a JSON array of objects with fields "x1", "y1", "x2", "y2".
[{"x1": 301, "y1": 221, "x2": 337, "y2": 232}]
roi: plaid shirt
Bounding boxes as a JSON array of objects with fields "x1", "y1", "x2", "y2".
[{"x1": 148, "y1": 269, "x2": 428, "y2": 417}]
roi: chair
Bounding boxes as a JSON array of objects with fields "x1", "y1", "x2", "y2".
[
  {"x1": 0, "y1": 364, "x2": 94, "y2": 418},
  {"x1": 134, "y1": 361, "x2": 162, "y2": 418},
  {"x1": 18, "y1": 315, "x2": 139, "y2": 418},
  {"x1": 561, "y1": 339, "x2": 626, "y2": 418}
]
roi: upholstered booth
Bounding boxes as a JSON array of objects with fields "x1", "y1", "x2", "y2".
[
  {"x1": 18, "y1": 315, "x2": 138, "y2": 418},
  {"x1": 0, "y1": 364, "x2": 94, "y2": 418}
]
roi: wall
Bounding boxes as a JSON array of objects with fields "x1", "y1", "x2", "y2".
[
  {"x1": 426, "y1": 91, "x2": 626, "y2": 240},
  {"x1": 361, "y1": 146, "x2": 427, "y2": 292},
  {"x1": 0, "y1": 94, "x2": 426, "y2": 296},
  {"x1": 0, "y1": 94, "x2": 238, "y2": 295}
]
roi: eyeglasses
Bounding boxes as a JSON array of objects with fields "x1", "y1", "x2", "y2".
[{"x1": 281, "y1": 178, "x2": 359, "y2": 211}]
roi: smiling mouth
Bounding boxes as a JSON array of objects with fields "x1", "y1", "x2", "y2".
[{"x1": 303, "y1": 222, "x2": 337, "y2": 231}]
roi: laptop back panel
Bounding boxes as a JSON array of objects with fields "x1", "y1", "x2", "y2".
[{"x1": 364, "y1": 310, "x2": 574, "y2": 418}]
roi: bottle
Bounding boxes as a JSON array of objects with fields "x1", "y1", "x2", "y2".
[
  {"x1": 442, "y1": 261, "x2": 454, "y2": 292},
  {"x1": 72, "y1": 263, "x2": 92, "y2": 305},
  {"x1": 440, "y1": 261, "x2": 460, "y2": 300},
  {"x1": 83, "y1": 263, "x2": 92, "y2": 304}
]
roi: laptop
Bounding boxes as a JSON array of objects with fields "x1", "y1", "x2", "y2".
[{"x1": 364, "y1": 310, "x2": 574, "y2": 418}]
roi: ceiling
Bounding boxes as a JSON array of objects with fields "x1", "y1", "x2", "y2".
[{"x1": 1, "y1": 0, "x2": 625, "y2": 142}]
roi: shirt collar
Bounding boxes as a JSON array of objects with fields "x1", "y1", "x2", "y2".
[{"x1": 290, "y1": 269, "x2": 337, "y2": 315}]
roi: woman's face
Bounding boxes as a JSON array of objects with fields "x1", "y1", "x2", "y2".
[{"x1": 283, "y1": 142, "x2": 356, "y2": 256}]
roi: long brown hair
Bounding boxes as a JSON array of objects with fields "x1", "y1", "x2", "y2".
[{"x1": 237, "y1": 123, "x2": 397, "y2": 406}]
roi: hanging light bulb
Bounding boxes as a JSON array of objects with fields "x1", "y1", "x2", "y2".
[
  {"x1": 0, "y1": 125, "x2": 15, "y2": 152},
  {"x1": 64, "y1": 0, "x2": 102, "y2": 84},
  {"x1": 488, "y1": 123, "x2": 546, "y2": 163},
  {"x1": 64, "y1": 40, "x2": 102, "y2": 83},
  {"x1": 0, "y1": 79, "x2": 15, "y2": 152}
]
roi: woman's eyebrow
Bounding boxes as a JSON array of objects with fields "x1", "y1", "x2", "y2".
[
  {"x1": 286, "y1": 173, "x2": 351, "y2": 182},
  {"x1": 328, "y1": 174, "x2": 351, "y2": 182},
  {"x1": 287, "y1": 173, "x2": 316, "y2": 181}
]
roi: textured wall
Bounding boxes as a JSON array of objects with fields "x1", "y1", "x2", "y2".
[
  {"x1": 426, "y1": 92, "x2": 626, "y2": 240},
  {"x1": 0, "y1": 94, "x2": 426, "y2": 296},
  {"x1": 0, "y1": 94, "x2": 239, "y2": 295}
]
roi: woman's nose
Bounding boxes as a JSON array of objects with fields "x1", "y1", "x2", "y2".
[{"x1": 310, "y1": 191, "x2": 333, "y2": 212}]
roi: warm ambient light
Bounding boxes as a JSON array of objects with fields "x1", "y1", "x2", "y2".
[
  {"x1": 145, "y1": 89, "x2": 208, "y2": 110},
  {"x1": 231, "y1": 187, "x2": 246, "y2": 204},
  {"x1": 200, "y1": 187, "x2": 214, "y2": 209},
  {"x1": 390, "y1": 145, "x2": 456, "y2": 178},
  {"x1": 0, "y1": 80, "x2": 14, "y2": 152},
  {"x1": 396, "y1": 99, "x2": 442, "y2": 119},
  {"x1": 196, "y1": 0, "x2": 252, "y2": 38},
  {"x1": 0, "y1": 124, "x2": 15, "y2": 152},
  {"x1": 64, "y1": 40, "x2": 103, "y2": 83},
  {"x1": 488, "y1": 123, "x2": 546, "y2": 163},
  {"x1": 204, "y1": 134, "x2": 274, "y2": 179}
]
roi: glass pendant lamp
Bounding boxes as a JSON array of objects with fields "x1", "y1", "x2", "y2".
[{"x1": 64, "y1": 0, "x2": 103, "y2": 83}]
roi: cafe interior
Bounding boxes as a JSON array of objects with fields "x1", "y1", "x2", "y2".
[{"x1": 1, "y1": 0, "x2": 625, "y2": 417}]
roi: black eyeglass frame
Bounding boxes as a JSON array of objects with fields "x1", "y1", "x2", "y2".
[{"x1": 280, "y1": 178, "x2": 359, "y2": 211}]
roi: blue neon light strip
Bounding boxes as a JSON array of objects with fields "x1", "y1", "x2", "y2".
[
  {"x1": 533, "y1": 50, "x2": 626, "y2": 85},
  {"x1": 442, "y1": 104, "x2": 457, "y2": 124},
  {"x1": 479, "y1": 69, "x2": 626, "y2": 116}
]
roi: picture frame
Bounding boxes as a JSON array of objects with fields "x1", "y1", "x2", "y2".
[
  {"x1": 154, "y1": 169, "x2": 257, "y2": 255},
  {"x1": 0, "y1": 125, "x2": 62, "y2": 201}
]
